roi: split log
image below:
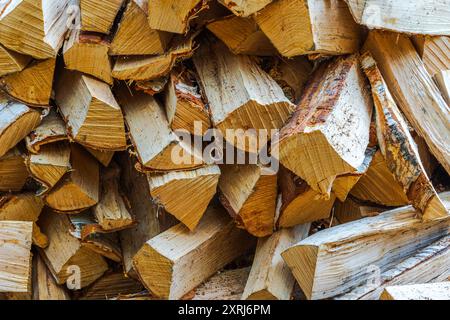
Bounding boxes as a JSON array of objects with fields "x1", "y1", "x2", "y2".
[
  {"x1": 413, "y1": 36, "x2": 450, "y2": 77},
  {"x1": 0, "y1": 102, "x2": 41, "y2": 157},
  {"x1": 112, "y1": 34, "x2": 195, "y2": 81},
  {"x1": 362, "y1": 52, "x2": 447, "y2": 220},
  {"x1": 25, "y1": 110, "x2": 67, "y2": 154},
  {"x1": 164, "y1": 68, "x2": 211, "y2": 135},
  {"x1": 0, "y1": 44, "x2": 31, "y2": 76},
  {"x1": 218, "y1": 0, "x2": 272, "y2": 17},
  {"x1": 45, "y1": 144, "x2": 99, "y2": 213},
  {"x1": 434, "y1": 70, "x2": 450, "y2": 105},
  {"x1": 0, "y1": 221, "x2": 33, "y2": 298},
  {"x1": 26, "y1": 142, "x2": 71, "y2": 195},
  {"x1": 333, "y1": 196, "x2": 386, "y2": 224},
  {"x1": 110, "y1": 0, "x2": 172, "y2": 56},
  {"x1": 55, "y1": 70, "x2": 126, "y2": 151},
  {"x1": 0, "y1": 148, "x2": 28, "y2": 192},
  {"x1": 133, "y1": 205, "x2": 256, "y2": 300},
  {"x1": 0, "y1": 0, "x2": 71, "y2": 59},
  {"x1": 85, "y1": 147, "x2": 114, "y2": 167},
  {"x1": 63, "y1": 31, "x2": 113, "y2": 85},
  {"x1": 282, "y1": 192, "x2": 450, "y2": 300},
  {"x1": 337, "y1": 235, "x2": 450, "y2": 300},
  {"x1": 255, "y1": 0, "x2": 361, "y2": 57},
  {"x1": 364, "y1": 31, "x2": 450, "y2": 175},
  {"x1": 80, "y1": 0, "x2": 124, "y2": 34},
  {"x1": 79, "y1": 272, "x2": 144, "y2": 300},
  {"x1": 380, "y1": 282, "x2": 450, "y2": 300},
  {"x1": 32, "y1": 254, "x2": 70, "y2": 300},
  {"x1": 116, "y1": 84, "x2": 203, "y2": 172},
  {"x1": 135, "y1": 77, "x2": 168, "y2": 96},
  {"x1": 345, "y1": 0, "x2": 450, "y2": 36},
  {"x1": 193, "y1": 38, "x2": 293, "y2": 151},
  {"x1": 273, "y1": 55, "x2": 372, "y2": 195},
  {"x1": 277, "y1": 166, "x2": 336, "y2": 228},
  {"x1": 93, "y1": 163, "x2": 133, "y2": 231},
  {"x1": 242, "y1": 224, "x2": 309, "y2": 300},
  {"x1": 206, "y1": 15, "x2": 277, "y2": 56},
  {"x1": 148, "y1": 165, "x2": 221, "y2": 231},
  {"x1": 218, "y1": 164, "x2": 277, "y2": 237},
  {"x1": 147, "y1": 0, "x2": 207, "y2": 34},
  {"x1": 38, "y1": 209, "x2": 108, "y2": 289}
]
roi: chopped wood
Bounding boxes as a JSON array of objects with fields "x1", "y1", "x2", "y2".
[
  {"x1": 273, "y1": 55, "x2": 372, "y2": 195},
  {"x1": 434, "y1": 70, "x2": 450, "y2": 105},
  {"x1": 219, "y1": 164, "x2": 277, "y2": 237},
  {"x1": 109, "y1": 0, "x2": 172, "y2": 56},
  {"x1": 79, "y1": 272, "x2": 144, "y2": 300},
  {"x1": 282, "y1": 192, "x2": 450, "y2": 300},
  {"x1": 218, "y1": 0, "x2": 273, "y2": 17},
  {"x1": 148, "y1": 165, "x2": 221, "y2": 231},
  {"x1": 364, "y1": 31, "x2": 450, "y2": 175},
  {"x1": 0, "y1": 101, "x2": 41, "y2": 157},
  {"x1": 85, "y1": 147, "x2": 114, "y2": 167},
  {"x1": 412, "y1": 36, "x2": 450, "y2": 77},
  {"x1": 63, "y1": 31, "x2": 113, "y2": 84},
  {"x1": 255, "y1": 0, "x2": 361, "y2": 57},
  {"x1": 135, "y1": 77, "x2": 168, "y2": 96},
  {"x1": 334, "y1": 196, "x2": 386, "y2": 224},
  {"x1": 207, "y1": 15, "x2": 277, "y2": 56},
  {"x1": 133, "y1": 205, "x2": 256, "y2": 300},
  {"x1": 0, "y1": 0, "x2": 71, "y2": 59},
  {"x1": 0, "y1": 44, "x2": 31, "y2": 77},
  {"x1": 380, "y1": 282, "x2": 450, "y2": 300},
  {"x1": 0, "y1": 148, "x2": 28, "y2": 192},
  {"x1": 45, "y1": 144, "x2": 99, "y2": 213},
  {"x1": 80, "y1": 0, "x2": 124, "y2": 34},
  {"x1": 32, "y1": 254, "x2": 70, "y2": 300},
  {"x1": 55, "y1": 70, "x2": 127, "y2": 151},
  {"x1": 345, "y1": 0, "x2": 450, "y2": 36},
  {"x1": 242, "y1": 224, "x2": 310, "y2": 300}
]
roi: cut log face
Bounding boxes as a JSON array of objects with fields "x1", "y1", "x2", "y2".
[
  {"x1": 218, "y1": 0, "x2": 273, "y2": 17},
  {"x1": 274, "y1": 55, "x2": 373, "y2": 195},
  {"x1": 32, "y1": 254, "x2": 70, "y2": 300},
  {"x1": 0, "y1": 221, "x2": 33, "y2": 296},
  {"x1": 0, "y1": 58, "x2": 55, "y2": 105},
  {"x1": 282, "y1": 192, "x2": 450, "y2": 300},
  {"x1": 278, "y1": 166, "x2": 336, "y2": 228},
  {"x1": 148, "y1": 165, "x2": 221, "y2": 231},
  {"x1": 413, "y1": 36, "x2": 450, "y2": 77},
  {"x1": 381, "y1": 282, "x2": 450, "y2": 300},
  {"x1": 45, "y1": 144, "x2": 99, "y2": 213},
  {"x1": 38, "y1": 209, "x2": 108, "y2": 289},
  {"x1": 85, "y1": 147, "x2": 114, "y2": 167},
  {"x1": 255, "y1": 0, "x2": 361, "y2": 57},
  {"x1": 0, "y1": 148, "x2": 28, "y2": 192},
  {"x1": 0, "y1": 0, "x2": 71, "y2": 59},
  {"x1": 334, "y1": 196, "x2": 386, "y2": 224},
  {"x1": 0, "y1": 44, "x2": 31, "y2": 77},
  {"x1": 219, "y1": 164, "x2": 277, "y2": 237},
  {"x1": 242, "y1": 224, "x2": 310, "y2": 300},
  {"x1": 110, "y1": 0, "x2": 172, "y2": 56},
  {"x1": 0, "y1": 102, "x2": 41, "y2": 158},
  {"x1": 361, "y1": 52, "x2": 447, "y2": 220},
  {"x1": 79, "y1": 272, "x2": 144, "y2": 300},
  {"x1": 147, "y1": 0, "x2": 206, "y2": 34},
  {"x1": 193, "y1": 38, "x2": 294, "y2": 151},
  {"x1": 364, "y1": 31, "x2": 450, "y2": 176},
  {"x1": 80, "y1": 0, "x2": 124, "y2": 34},
  {"x1": 207, "y1": 15, "x2": 277, "y2": 56},
  {"x1": 345, "y1": 0, "x2": 450, "y2": 36},
  {"x1": 63, "y1": 31, "x2": 113, "y2": 85},
  {"x1": 164, "y1": 68, "x2": 211, "y2": 135},
  {"x1": 55, "y1": 70, "x2": 126, "y2": 151},
  {"x1": 434, "y1": 70, "x2": 450, "y2": 105},
  {"x1": 132, "y1": 205, "x2": 256, "y2": 300}
]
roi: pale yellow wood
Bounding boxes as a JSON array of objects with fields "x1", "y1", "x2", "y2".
[
  {"x1": 80, "y1": 0, "x2": 124, "y2": 34},
  {"x1": 85, "y1": 147, "x2": 114, "y2": 167},
  {"x1": 381, "y1": 282, "x2": 450, "y2": 300},
  {"x1": 218, "y1": 0, "x2": 272, "y2": 17},
  {"x1": 0, "y1": 148, "x2": 28, "y2": 192},
  {"x1": 0, "y1": 44, "x2": 31, "y2": 76},
  {"x1": 32, "y1": 254, "x2": 70, "y2": 300},
  {"x1": 413, "y1": 36, "x2": 450, "y2": 77},
  {"x1": 434, "y1": 70, "x2": 450, "y2": 105},
  {"x1": 0, "y1": 193, "x2": 44, "y2": 224}
]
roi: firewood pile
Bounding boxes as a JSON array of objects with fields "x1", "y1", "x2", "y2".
[{"x1": 0, "y1": 0, "x2": 449, "y2": 301}]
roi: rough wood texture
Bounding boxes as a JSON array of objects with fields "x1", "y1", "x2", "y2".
[
  {"x1": 242, "y1": 224, "x2": 309, "y2": 300},
  {"x1": 0, "y1": 44, "x2": 31, "y2": 77},
  {"x1": 282, "y1": 192, "x2": 450, "y2": 300},
  {"x1": 334, "y1": 196, "x2": 386, "y2": 224},
  {"x1": 32, "y1": 254, "x2": 70, "y2": 300},
  {"x1": 218, "y1": 0, "x2": 272, "y2": 17},
  {"x1": 364, "y1": 31, "x2": 450, "y2": 175},
  {"x1": 110, "y1": 0, "x2": 171, "y2": 56},
  {"x1": 219, "y1": 164, "x2": 277, "y2": 237},
  {"x1": 80, "y1": 0, "x2": 124, "y2": 34},
  {"x1": 0, "y1": 148, "x2": 28, "y2": 192},
  {"x1": 0, "y1": 102, "x2": 41, "y2": 157},
  {"x1": 274, "y1": 55, "x2": 372, "y2": 195},
  {"x1": 0, "y1": 0, "x2": 71, "y2": 59},
  {"x1": 381, "y1": 282, "x2": 450, "y2": 300},
  {"x1": 361, "y1": 52, "x2": 447, "y2": 220},
  {"x1": 85, "y1": 147, "x2": 114, "y2": 167},
  {"x1": 434, "y1": 70, "x2": 450, "y2": 105},
  {"x1": 148, "y1": 165, "x2": 221, "y2": 231},
  {"x1": 345, "y1": 0, "x2": 450, "y2": 36},
  {"x1": 413, "y1": 36, "x2": 450, "y2": 77},
  {"x1": 79, "y1": 272, "x2": 144, "y2": 300},
  {"x1": 194, "y1": 38, "x2": 293, "y2": 151},
  {"x1": 255, "y1": 0, "x2": 361, "y2": 57},
  {"x1": 25, "y1": 110, "x2": 67, "y2": 154},
  {"x1": 133, "y1": 205, "x2": 256, "y2": 300},
  {"x1": 55, "y1": 70, "x2": 126, "y2": 151}
]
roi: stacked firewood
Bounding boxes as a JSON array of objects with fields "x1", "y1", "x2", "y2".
[{"x1": 0, "y1": 0, "x2": 449, "y2": 300}]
